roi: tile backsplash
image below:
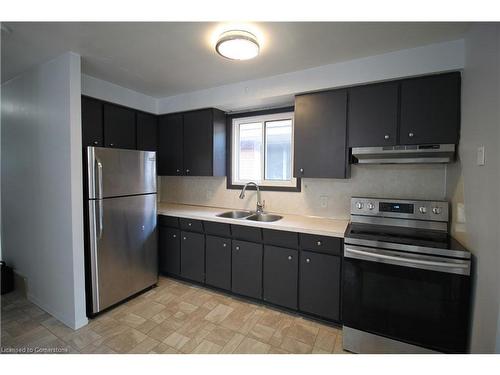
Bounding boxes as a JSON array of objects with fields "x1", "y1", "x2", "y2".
[{"x1": 160, "y1": 164, "x2": 447, "y2": 220}]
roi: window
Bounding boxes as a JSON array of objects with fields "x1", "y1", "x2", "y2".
[{"x1": 231, "y1": 111, "x2": 297, "y2": 189}]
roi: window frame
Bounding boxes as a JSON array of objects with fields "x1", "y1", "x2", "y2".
[{"x1": 226, "y1": 107, "x2": 301, "y2": 192}]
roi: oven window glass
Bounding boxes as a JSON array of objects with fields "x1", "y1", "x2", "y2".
[{"x1": 342, "y1": 257, "x2": 470, "y2": 353}]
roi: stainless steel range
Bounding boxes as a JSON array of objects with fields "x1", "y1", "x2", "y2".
[{"x1": 342, "y1": 197, "x2": 472, "y2": 354}]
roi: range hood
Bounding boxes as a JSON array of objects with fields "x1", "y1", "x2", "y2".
[{"x1": 352, "y1": 144, "x2": 456, "y2": 164}]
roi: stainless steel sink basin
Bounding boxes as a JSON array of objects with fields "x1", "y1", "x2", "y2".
[
  {"x1": 217, "y1": 210, "x2": 253, "y2": 219},
  {"x1": 245, "y1": 213, "x2": 283, "y2": 222}
]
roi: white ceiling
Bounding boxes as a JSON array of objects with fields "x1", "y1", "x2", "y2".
[{"x1": 1, "y1": 22, "x2": 469, "y2": 98}]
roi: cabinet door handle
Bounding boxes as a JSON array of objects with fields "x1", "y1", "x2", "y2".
[
  {"x1": 316, "y1": 241, "x2": 322, "y2": 246},
  {"x1": 93, "y1": 140, "x2": 99, "y2": 145},
  {"x1": 288, "y1": 255, "x2": 293, "y2": 261},
  {"x1": 186, "y1": 169, "x2": 190, "y2": 174},
  {"x1": 408, "y1": 132, "x2": 414, "y2": 138},
  {"x1": 384, "y1": 134, "x2": 390, "y2": 140},
  {"x1": 222, "y1": 243, "x2": 227, "y2": 247},
  {"x1": 109, "y1": 143, "x2": 115, "y2": 147},
  {"x1": 235, "y1": 246, "x2": 240, "y2": 251},
  {"x1": 299, "y1": 168, "x2": 304, "y2": 173},
  {"x1": 172, "y1": 234, "x2": 177, "y2": 238},
  {"x1": 176, "y1": 169, "x2": 180, "y2": 173},
  {"x1": 183, "y1": 236, "x2": 187, "y2": 240},
  {"x1": 187, "y1": 222, "x2": 192, "y2": 227},
  {"x1": 306, "y1": 258, "x2": 311, "y2": 263}
]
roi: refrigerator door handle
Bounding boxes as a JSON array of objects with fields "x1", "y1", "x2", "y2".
[
  {"x1": 89, "y1": 201, "x2": 100, "y2": 313},
  {"x1": 96, "y1": 159, "x2": 103, "y2": 200},
  {"x1": 96, "y1": 199, "x2": 103, "y2": 240}
]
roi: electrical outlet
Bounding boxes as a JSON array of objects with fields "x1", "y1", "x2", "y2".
[
  {"x1": 477, "y1": 146, "x2": 485, "y2": 166},
  {"x1": 320, "y1": 195, "x2": 328, "y2": 208},
  {"x1": 457, "y1": 203, "x2": 466, "y2": 224}
]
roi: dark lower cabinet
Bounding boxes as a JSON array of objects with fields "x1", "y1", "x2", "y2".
[
  {"x1": 263, "y1": 246, "x2": 298, "y2": 310},
  {"x1": 299, "y1": 251, "x2": 341, "y2": 321},
  {"x1": 232, "y1": 240, "x2": 263, "y2": 299},
  {"x1": 180, "y1": 231, "x2": 205, "y2": 283},
  {"x1": 159, "y1": 227, "x2": 181, "y2": 276},
  {"x1": 205, "y1": 235, "x2": 232, "y2": 291}
]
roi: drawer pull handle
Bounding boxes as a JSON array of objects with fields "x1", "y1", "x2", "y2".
[
  {"x1": 306, "y1": 258, "x2": 311, "y2": 263},
  {"x1": 223, "y1": 243, "x2": 227, "y2": 247},
  {"x1": 188, "y1": 222, "x2": 192, "y2": 226},
  {"x1": 288, "y1": 255, "x2": 293, "y2": 261},
  {"x1": 316, "y1": 241, "x2": 322, "y2": 246},
  {"x1": 176, "y1": 169, "x2": 180, "y2": 173},
  {"x1": 384, "y1": 134, "x2": 390, "y2": 140},
  {"x1": 183, "y1": 237, "x2": 187, "y2": 240},
  {"x1": 235, "y1": 246, "x2": 240, "y2": 251},
  {"x1": 172, "y1": 234, "x2": 177, "y2": 238}
]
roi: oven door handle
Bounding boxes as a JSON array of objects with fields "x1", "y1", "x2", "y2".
[{"x1": 344, "y1": 245, "x2": 470, "y2": 275}]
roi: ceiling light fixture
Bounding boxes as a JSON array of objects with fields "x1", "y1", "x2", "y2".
[{"x1": 215, "y1": 30, "x2": 260, "y2": 61}]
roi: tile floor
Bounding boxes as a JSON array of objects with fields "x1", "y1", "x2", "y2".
[{"x1": 1, "y1": 276, "x2": 348, "y2": 354}]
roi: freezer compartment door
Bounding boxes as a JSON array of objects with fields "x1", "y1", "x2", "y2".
[
  {"x1": 87, "y1": 146, "x2": 156, "y2": 199},
  {"x1": 88, "y1": 194, "x2": 158, "y2": 313}
]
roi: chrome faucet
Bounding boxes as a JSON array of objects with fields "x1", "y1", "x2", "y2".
[{"x1": 239, "y1": 182, "x2": 265, "y2": 214}]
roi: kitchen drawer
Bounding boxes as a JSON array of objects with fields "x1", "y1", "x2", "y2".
[
  {"x1": 299, "y1": 233, "x2": 341, "y2": 256},
  {"x1": 179, "y1": 218, "x2": 204, "y2": 232},
  {"x1": 231, "y1": 225, "x2": 262, "y2": 242},
  {"x1": 204, "y1": 221, "x2": 231, "y2": 237},
  {"x1": 262, "y1": 229, "x2": 298, "y2": 249},
  {"x1": 158, "y1": 215, "x2": 179, "y2": 228}
]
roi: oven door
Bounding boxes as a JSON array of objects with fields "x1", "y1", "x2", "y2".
[{"x1": 342, "y1": 244, "x2": 471, "y2": 353}]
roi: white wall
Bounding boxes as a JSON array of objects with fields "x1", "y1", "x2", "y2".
[
  {"x1": 81, "y1": 74, "x2": 158, "y2": 114},
  {"x1": 1, "y1": 52, "x2": 87, "y2": 329},
  {"x1": 158, "y1": 39, "x2": 465, "y2": 113},
  {"x1": 446, "y1": 23, "x2": 500, "y2": 353}
]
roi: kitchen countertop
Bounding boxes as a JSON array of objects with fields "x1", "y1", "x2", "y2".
[{"x1": 157, "y1": 203, "x2": 349, "y2": 238}]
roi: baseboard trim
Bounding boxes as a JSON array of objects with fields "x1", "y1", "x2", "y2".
[{"x1": 27, "y1": 292, "x2": 88, "y2": 330}]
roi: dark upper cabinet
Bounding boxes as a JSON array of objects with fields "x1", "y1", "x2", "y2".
[
  {"x1": 159, "y1": 226, "x2": 181, "y2": 276},
  {"x1": 81, "y1": 96, "x2": 104, "y2": 147},
  {"x1": 136, "y1": 112, "x2": 158, "y2": 151},
  {"x1": 158, "y1": 113, "x2": 184, "y2": 175},
  {"x1": 400, "y1": 72, "x2": 461, "y2": 145},
  {"x1": 206, "y1": 235, "x2": 232, "y2": 291},
  {"x1": 183, "y1": 109, "x2": 213, "y2": 176},
  {"x1": 183, "y1": 109, "x2": 226, "y2": 176},
  {"x1": 294, "y1": 89, "x2": 348, "y2": 178},
  {"x1": 158, "y1": 108, "x2": 226, "y2": 177},
  {"x1": 299, "y1": 251, "x2": 341, "y2": 321},
  {"x1": 263, "y1": 246, "x2": 298, "y2": 310},
  {"x1": 103, "y1": 103, "x2": 136, "y2": 149},
  {"x1": 232, "y1": 240, "x2": 263, "y2": 300},
  {"x1": 348, "y1": 82, "x2": 399, "y2": 147},
  {"x1": 180, "y1": 231, "x2": 205, "y2": 283}
]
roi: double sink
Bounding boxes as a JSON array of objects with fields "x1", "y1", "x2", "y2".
[{"x1": 217, "y1": 210, "x2": 283, "y2": 222}]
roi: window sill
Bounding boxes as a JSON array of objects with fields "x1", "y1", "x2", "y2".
[{"x1": 226, "y1": 179, "x2": 301, "y2": 192}]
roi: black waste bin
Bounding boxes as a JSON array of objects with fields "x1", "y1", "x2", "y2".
[{"x1": 1, "y1": 261, "x2": 14, "y2": 295}]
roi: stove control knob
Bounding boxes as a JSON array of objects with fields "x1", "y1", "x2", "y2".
[
  {"x1": 367, "y1": 203, "x2": 375, "y2": 210},
  {"x1": 419, "y1": 206, "x2": 427, "y2": 214},
  {"x1": 355, "y1": 201, "x2": 364, "y2": 209},
  {"x1": 432, "y1": 207, "x2": 442, "y2": 215}
]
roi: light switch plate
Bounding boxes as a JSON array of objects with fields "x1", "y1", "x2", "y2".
[
  {"x1": 457, "y1": 202, "x2": 466, "y2": 224},
  {"x1": 477, "y1": 146, "x2": 485, "y2": 166}
]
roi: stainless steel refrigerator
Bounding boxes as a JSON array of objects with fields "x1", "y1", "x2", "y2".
[{"x1": 87, "y1": 146, "x2": 158, "y2": 314}]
